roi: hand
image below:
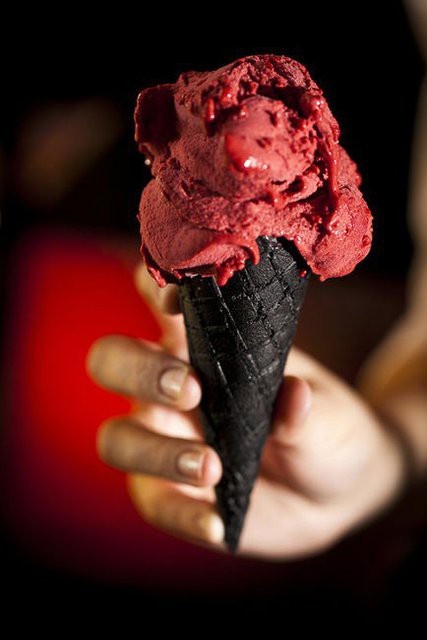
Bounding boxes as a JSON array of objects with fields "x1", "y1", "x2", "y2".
[{"x1": 87, "y1": 265, "x2": 406, "y2": 560}]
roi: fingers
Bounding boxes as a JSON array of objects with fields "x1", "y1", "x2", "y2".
[
  {"x1": 128, "y1": 475, "x2": 225, "y2": 546},
  {"x1": 134, "y1": 263, "x2": 188, "y2": 358},
  {"x1": 87, "y1": 335, "x2": 201, "y2": 411},
  {"x1": 98, "y1": 416, "x2": 222, "y2": 487}
]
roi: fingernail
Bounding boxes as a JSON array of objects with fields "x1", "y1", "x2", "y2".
[
  {"x1": 159, "y1": 367, "x2": 187, "y2": 400},
  {"x1": 196, "y1": 513, "x2": 225, "y2": 544},
  {"x1": 176, "y1": 450, "x2": 205, "y2": 479}
]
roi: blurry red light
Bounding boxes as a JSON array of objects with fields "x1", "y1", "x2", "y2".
[{"x1": 2, "y1": 229, "x2": 287, "y2": 590}]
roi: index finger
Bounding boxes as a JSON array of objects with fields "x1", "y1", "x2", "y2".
[
  {"x1": 135, "y1": 262, "x2": 181, "y2": 315},
  {"x1": 135, "y1": 263, "x2": 188, "y2": 359}
]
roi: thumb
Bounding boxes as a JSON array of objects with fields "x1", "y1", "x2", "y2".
[{"x1": 270, "y1": 376, "x2": 313, "y2": 446}]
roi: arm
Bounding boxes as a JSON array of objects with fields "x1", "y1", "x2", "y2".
[{"x1": 359, "y1": 14, "x2": 427, "y2": 477}]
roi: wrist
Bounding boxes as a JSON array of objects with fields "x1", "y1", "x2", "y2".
[
  {"x1": 371, "y1": 420, "x2": 409, "y2": 510},
  {"x1": 340, "y1": 419, "x2": 409, "y2": 536},
  {"x1": 378, "y1": 387, "x2": 427, "y2": 481}
]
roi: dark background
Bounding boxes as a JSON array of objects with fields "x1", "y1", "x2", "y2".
[{"x1": 0, "y1": 2, "x2": 425, "y2": 625}]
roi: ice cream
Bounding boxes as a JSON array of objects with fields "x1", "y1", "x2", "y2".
[{"x1": 135, "y1": 54, "x2": 372, "y2": 287}]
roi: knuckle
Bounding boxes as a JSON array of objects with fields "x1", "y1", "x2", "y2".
[
  {"x1": 96, "y1": 418, "x2": 118, "y2": 462},
  {"x1": 146, "y1": 436, "x2": 176, "y2": 476},
  {"x1": 87, "y1": 335, "x2": 131, "y2": 382},
  {"x1": 86, "y1": 337, "x2": 109, "y2": 377},
  {"x1": 97, "y1": 417, "x2": 139, "y2": 469},
  {"x1": 133, "y1": 353, "x2": 163, "y2": 401}
]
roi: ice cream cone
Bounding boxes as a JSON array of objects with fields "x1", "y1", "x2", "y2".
[
  {"x1": 179, "y1": 236, "x2": 308, "y2": 551},
  {"x1": 134, "y1": 54, "x2": 373, "y2": 550}
]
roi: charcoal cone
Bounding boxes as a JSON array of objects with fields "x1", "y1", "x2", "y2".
[{"x1": 179, "y1": 237, "x2": 308, "y2": 552}]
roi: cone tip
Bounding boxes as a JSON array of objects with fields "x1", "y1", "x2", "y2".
[{"x1": 225, "y1": 528, "x2": 240, "y2": 554}]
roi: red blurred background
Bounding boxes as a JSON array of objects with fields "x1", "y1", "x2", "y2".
[{"x1": 1, "y1": 3, "x2": 426, "y2": 621}]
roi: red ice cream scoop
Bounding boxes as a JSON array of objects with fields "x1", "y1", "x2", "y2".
[{"x1": 135, "y1": 54, "x2": 372, "y2": 287}]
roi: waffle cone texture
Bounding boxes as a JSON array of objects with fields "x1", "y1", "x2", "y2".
[{"x1": 179, "y1": 236, "x2": 308, "y2": 551}]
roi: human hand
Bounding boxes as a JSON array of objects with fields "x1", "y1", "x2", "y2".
[{"x1": 87, "y1": 265, "x2": 406, "y2": 560}]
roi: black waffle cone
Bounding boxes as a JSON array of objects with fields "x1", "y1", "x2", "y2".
[{"x1": 179, "y1": 237, "x2": 308, "y2": 552}]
